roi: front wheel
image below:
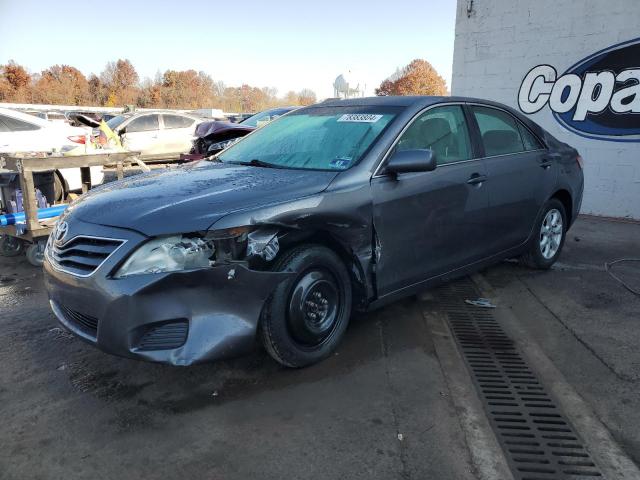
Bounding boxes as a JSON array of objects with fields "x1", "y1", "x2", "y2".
[
  {"x1": 259, "y1": 245, "x2": 352, "y2": 368},
  {"x1": 520, "y1": 198, "x2": 567, "y2": 269}
]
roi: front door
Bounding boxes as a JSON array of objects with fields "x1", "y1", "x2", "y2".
[
  {"x1": 371, "y1": 104, "x2": 490, "y2": 297},
  {"x1": 122, "y1": 114, "x2": 161, "y2": 156}
]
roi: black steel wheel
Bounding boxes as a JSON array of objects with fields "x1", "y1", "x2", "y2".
[{"x1": 260, "y1": 245, "x2": 352, "y2": 367}]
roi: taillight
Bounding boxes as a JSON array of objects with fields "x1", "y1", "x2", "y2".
[
  {"x1": 576, "y1": 155, "x2": 584, "y2": 169},
  {"x1": 68, "y1": 135, "x2": 86, "y2": 144}
]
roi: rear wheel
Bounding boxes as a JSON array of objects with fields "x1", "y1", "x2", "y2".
[
  {"x1": 259, "y1": 245, "x2": 352, "y2": 368},
  {"x1": 520, "y1": 198, "x2": 566, "y2": 269}
]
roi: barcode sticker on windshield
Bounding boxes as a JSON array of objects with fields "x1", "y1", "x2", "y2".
[{"x1": 337, "y1": 114, "x2": 383, "y2": 123}]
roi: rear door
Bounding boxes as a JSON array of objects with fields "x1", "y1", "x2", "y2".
[
  {"x1": 121, "y1": 114, "x2": 161, "y2": 155},
  {"x1": 161, "y1": 114, "x2": 197, "y2": 154},
  {"x1": 371, "y1": 104, "x2": 490, "y2": 296},
  {"x1": 468, "y1": 105, "x2": 555, "y2": 255}
]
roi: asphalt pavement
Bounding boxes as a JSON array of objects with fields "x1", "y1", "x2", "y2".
[{"x1": 1, "y1": 215, "x2": 638, "y2": 479}]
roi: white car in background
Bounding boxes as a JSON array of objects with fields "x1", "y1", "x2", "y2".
[
  {"x1": 104, "y1": 111, "x2": 203, "y2": 160},
  {"x1": 0, "y1": 107, "x2": 103, "y2": 191}
]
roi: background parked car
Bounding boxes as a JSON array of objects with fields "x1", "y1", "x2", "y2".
[
  {"x1": 103, "y1": 111, "x2": 203, "y2": 160},
  {"x1": 0, "y1": 107, "x2": 103, "y2": 197},
  {"x1": 191, "y1": 106, "x2": 298, "y2": 155}
]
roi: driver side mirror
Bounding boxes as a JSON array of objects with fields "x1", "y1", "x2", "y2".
[{"x1": 385, "y1": 149, "x2": 437, "y2": 175}]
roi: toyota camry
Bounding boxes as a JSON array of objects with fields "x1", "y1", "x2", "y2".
[{"x1": 43, "y1": 96, "x2": 584, "y2": 367}]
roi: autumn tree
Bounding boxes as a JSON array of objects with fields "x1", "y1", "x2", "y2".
[
  {"x1": 33, "y1": 65, "x2": 89, "y2": 105},
  {"x1": 283, "y1": 91, "x2": 298, "y2": 105},
  {"x1": 0, "y1": 61, "x2": 32, "y2": 102},
  {"x1": 100, "y1": 59, "x2": 140, "y2": 106},
  {"x1": 375, "y1": 59, "x2": 447, "y2": 96},
  {"x1": 159, "y1": 70, "x2": 215, "y2": 109},
  {"x1": 297, "y1": 89, "x2": 317, "y2": 106},
  {"x1": 0, "y1": 58, "x2": 318, "y2": 110}
]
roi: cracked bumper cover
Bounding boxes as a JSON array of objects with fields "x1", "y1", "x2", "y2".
[{"x1": 44, "y1": 250, "x2": 292, "y2": 366}]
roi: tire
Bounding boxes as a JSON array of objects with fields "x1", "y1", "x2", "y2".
[
  {"x1": 25, "y1": 242, "x2": 45, "y2": 267},
  {"x1": 53, "y1": 170, "x2": 69, "y2": 202},
  {"x1": 0, "y1": 235, "x2": 25, "y2": 257},
  {"x1": 259, "y1": 245, "x2": 352, "y2": 368},
  {"x1": 520, "y1": 198, "x2": 567, "y2": 269}
]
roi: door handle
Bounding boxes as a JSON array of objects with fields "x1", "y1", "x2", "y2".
[
  {"x1": 540, "y1": 161, "x2": 552, "y2": 169},
  {"x1": 540, "y1": 153, "x2": 559, "y2": 169},
  {"x1": 467, "y1": 173, "x2": 488, "y2": 185}
]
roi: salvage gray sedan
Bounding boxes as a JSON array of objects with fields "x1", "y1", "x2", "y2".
[{"x1": 43, "y1": 96, "x2": 584, "y2": 367}]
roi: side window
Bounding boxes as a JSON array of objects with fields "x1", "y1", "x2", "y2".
[
  {"x1": 472, "y1": 106, "x2": 525, "y2": 156},
  {"x1": 517, "y1": 122, "x2": 544, "y2": 151},
  {"x1": 163, "y1": 115, "x2": 194, "y2": 129},
  {"x1": 0, "y1": 116, "x2": 9, "y2": 133},
  {"x1": 126, "y1": 115, "x2": 159, "y2": 133},
  {"x1": 396, "y1": 105, "x2": 472, "y2": 165},
  {"x1": 0, "y1": 115, "x2": 40, "y2": 132}
]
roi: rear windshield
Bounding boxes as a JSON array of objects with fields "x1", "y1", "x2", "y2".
[
  {"x1": 106, "y1": 115, "x2": 127, "y2": 130},
  {"x1": 241, "y1": 107, "x2": 295, "y2": 128},
  {"x1": 218, "y1": 106, "x2": 400, "y2": 171}
]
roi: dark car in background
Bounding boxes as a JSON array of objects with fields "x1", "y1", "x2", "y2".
[
  {"x1": 191, "y1": 106, "x2": 297, "y2": 155},
  {"x1": 43, "y1": 96, "x2": 584, "y2": 368}
]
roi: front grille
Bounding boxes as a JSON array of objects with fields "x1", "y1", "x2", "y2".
[
  {"x1": 136, "y1": 321, "x2": 189, "y2": 351},
  {"x1": 58, "y1": 303, "x2": 99, "y2": 338},
  {"x1": 48, "y1": 236, "x2": 124, "y2": 276}
]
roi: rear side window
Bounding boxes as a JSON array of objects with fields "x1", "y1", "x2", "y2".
[
  {"x1": 517, "y1": 123, "x2": 544, "y2": 151},
  {"x1": 0, "y1": 114, "x2": 40, "y2": 132},
  {"x1": 396, "y1": 105, "x2": 473, "y2": 165},
  {"x1": 163, "y1": 115, "x2": 194, "y2": 129},
  {"x1": 127, "y1": 115, "x2": 159, "y2": 132},
  {"x1": 472, "y1": 106, "x2": 526, "y2": 156}
]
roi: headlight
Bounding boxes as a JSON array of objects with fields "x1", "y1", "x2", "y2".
[
  {"x1": 207, "y1": 138, "x2": 240, "y2": 152},
  {"x1": 114, "y1": 226, "x2": 280, "y2": 278},
  {"x1": 115, "y1": 234, "x2": 215, "y2": 278}
]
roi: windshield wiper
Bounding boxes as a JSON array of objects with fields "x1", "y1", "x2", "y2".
[{"x1": 230, "y1": 159, "x2": 280, "y2": 169}]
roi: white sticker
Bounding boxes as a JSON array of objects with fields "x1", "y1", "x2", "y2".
[{"x1": 337, "y1": 114, "x2": 383, "y2": 123}]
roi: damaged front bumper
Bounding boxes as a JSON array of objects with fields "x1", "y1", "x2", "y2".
[{"x1": 43, "y1": 222, "x2": 292, "y2": 366}]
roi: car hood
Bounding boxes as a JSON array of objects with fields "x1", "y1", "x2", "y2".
[
  {"x1": 195, "y1": 120, "x2": 254, "y2": 139},
  {"x1": 69, "y1": 161, "x2": 339, "y2": 236}
]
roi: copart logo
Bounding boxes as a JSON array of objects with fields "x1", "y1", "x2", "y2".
[{"x1": 518, "y1": 37, "x2": 640, "y2": 142}]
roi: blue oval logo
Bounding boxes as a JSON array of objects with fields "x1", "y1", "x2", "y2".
[{"x1": 518, "y1": 37, "x2": 640, "y2": 142}]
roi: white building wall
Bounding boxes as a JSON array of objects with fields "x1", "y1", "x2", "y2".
[{"x1": 452, "y1": 0, "x2": 640, "y2": 219}]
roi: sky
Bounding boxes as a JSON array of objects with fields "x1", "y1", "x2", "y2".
[{"x1": 0, "y1": 0, "x2": 458, "y2": 100}]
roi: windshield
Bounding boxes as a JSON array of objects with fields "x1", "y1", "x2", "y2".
[
  {"x1": 106, "y1": 115, "x2": 128, "y2": 130},
  {"x1": 240, "y1": 107, "x2": 295, "y2": 128},
  {"x1": 218, "y1": 106, "x2": 399, "y2": 171}
]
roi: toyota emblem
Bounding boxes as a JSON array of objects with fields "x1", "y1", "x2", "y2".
[{"x1": 55, "y1": 221, "x2": 69, "y2": 244}]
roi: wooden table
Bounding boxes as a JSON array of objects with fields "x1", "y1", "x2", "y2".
[{"x1": 0, "y1": 152, "x2": 141, "y2": 241}]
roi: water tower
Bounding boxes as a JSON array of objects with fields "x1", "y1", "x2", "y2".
[{"x1": 333, "y1": 72, "x2": 365, "y2": 99}]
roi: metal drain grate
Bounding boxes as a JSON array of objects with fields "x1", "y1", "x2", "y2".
[{"x1": 433, "y1": 278, "x2": 603, "y2": 480}]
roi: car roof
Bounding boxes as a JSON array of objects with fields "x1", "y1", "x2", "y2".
[
  {"x1": 0, "y1": 107, "x2": 52, "y2": 127},
  {"x1": 316, "y1": 95, "x2": 509, "y2": 109},
  {"x1": 130, "y1": 110, "x2": 196, "y2": 117}
]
